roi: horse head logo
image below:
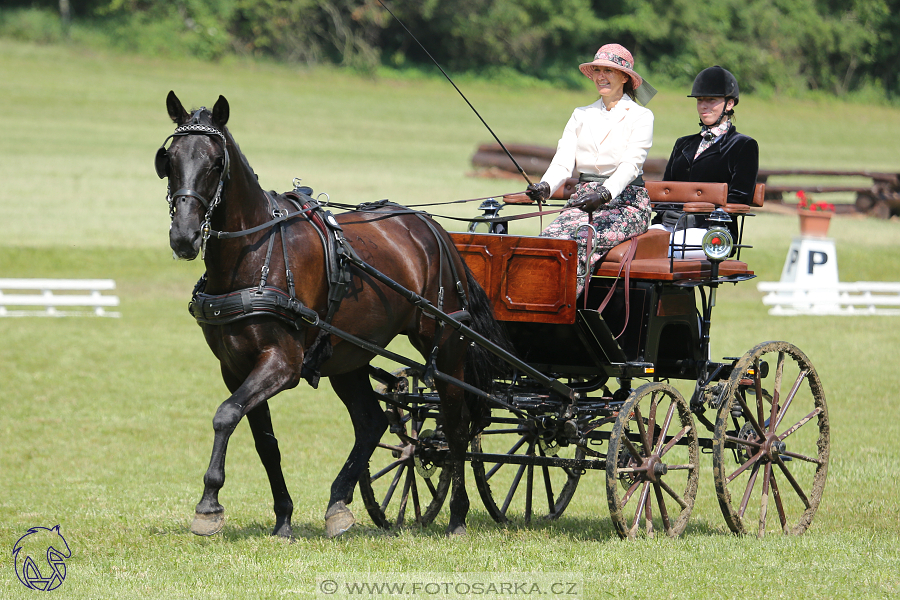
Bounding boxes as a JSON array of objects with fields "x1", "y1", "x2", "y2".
[{"x1": 12, "y1": 525, "x2": 71, "y2": 591}]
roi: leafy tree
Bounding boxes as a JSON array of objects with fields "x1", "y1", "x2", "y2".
[{"x1": 2, "y1": 0, "x2": 898, "y2": 100}]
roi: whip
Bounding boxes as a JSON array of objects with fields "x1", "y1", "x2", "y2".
[{"x1": 376, "y1": 0, "x2": 534, "y2": 187}]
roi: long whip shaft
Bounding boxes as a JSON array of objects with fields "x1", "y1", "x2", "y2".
[{"x1": 377, "y1": 0, "x2": 534, "y2": 186}]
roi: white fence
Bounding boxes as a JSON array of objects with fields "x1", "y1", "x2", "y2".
[
  {"x1": 758, "y1": 281, "x2": 900, "y2": 316},
  {"x1": 0, "y1": 279, "x2": 120, "y2": 317}
]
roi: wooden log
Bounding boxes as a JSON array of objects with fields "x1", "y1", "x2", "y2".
[
  {"x1": 476, "y1": 143, "x2": 557, "y2": 160},
  {"x1": 471, "y1": 150, "x2": 547, "y2": 177},
  {"x1": 758, "y1": 168, "x2": 899, "y2": 185},
  {"x1": 472, "y1": 144, "x2": 668, "y2": 181}
]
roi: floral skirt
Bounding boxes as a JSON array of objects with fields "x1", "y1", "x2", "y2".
[{"x1": 539, "y1": 182, "x2": 651, "y2": 294}]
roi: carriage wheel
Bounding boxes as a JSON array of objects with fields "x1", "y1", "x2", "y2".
[
  {"x1": 606, "y1": 382, "x2": 699, "y2": 539},
  {"x1": 471, "y1": 416, "x2": 584, "y2": 524},
  {"x1": 712, "y1": 341, "x2": 830, "y2": 536},
  {"x1": 359, "y1": 400, "x2": 450, "y2": 529}
]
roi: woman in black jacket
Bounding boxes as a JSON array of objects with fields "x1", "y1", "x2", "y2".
[
  {"x1": 664, "y1": 65, "x2": 758, "y2": 204},
  {"x1": 654, "y1": 66, "x2": 758, "y2": 254}
]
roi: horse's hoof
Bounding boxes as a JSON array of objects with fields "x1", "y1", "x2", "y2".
[
  {"x1": 191, "y1": 510, "x2": 225, "y2": 536},
  {"x1": 325, "y1": 502, "x2": 355, "y2": 538},
  {"x1": 446, "y1": 523, "x2": 467, "y2": 537},
  {"x1": 272, "y1": 522, "x2": 294, "y2": 539}
]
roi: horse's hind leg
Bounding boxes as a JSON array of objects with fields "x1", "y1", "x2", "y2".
[
  {"x1": 439, "y1": 380, "x2": 471, "y2": 537},
  {"x1": 192, "y1": 354, "x2": 299, "y2": 536},
  {"x1": 325, "y1": 367, "x2": 389, "y2": 538},
  {"x1": 246, "y1": 401, "x2": 294, "y2": 538}
]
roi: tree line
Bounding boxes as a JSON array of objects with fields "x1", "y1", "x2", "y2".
[{"x1": 4, "y1": 0, "x2": 899, "y2": 100}]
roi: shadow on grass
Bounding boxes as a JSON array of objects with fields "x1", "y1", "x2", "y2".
[{"x1": 192, "y1": 510, "x2": 732, "y2": 543}]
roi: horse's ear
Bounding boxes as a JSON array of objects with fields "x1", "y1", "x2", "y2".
[
  {"x1": 212, "y1": 95, "x2": 229, "y2": 129},
  {"x1": 166, "y1": 91, "x2": 189, "y2": 124}
]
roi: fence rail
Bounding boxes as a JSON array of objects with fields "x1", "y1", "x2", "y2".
[
  {"x1": 757, "y1": 281, "x2": 900, "y2": 316},
  {"x1": 0, "y1": 279, "x2": 120, "y2": 317}
]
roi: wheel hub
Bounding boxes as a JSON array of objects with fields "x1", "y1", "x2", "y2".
[
  {"x1": 645, "y1": 454, "x2": 668, "y2": 483},
  {"x1": 762, "y1": 433, "x2": 786, "y2": 462}
]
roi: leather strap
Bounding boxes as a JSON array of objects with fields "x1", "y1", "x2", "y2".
[{"x1": 596, "y1": 237, "x2": 638, "y2": 339}]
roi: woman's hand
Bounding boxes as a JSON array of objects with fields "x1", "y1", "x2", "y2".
[
  {"x1": 526, "y1": 181, "x2": 550, "y2": 202},
  {"x1": 568, "y1": 186, "x2": 612, "y2": 212}
]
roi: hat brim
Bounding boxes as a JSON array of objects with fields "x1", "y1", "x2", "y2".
[{"x1": 579, "y1": 60, "x2": 643, "y2": 89}]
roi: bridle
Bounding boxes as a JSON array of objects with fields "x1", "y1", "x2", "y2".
[{"x1": 156, "y1": 109, "x2": 231, "y2": 256}]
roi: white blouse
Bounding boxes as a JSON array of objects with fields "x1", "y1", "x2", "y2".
[{"x1": 540, "y1": 95, "x2": 654, "y2": 200}]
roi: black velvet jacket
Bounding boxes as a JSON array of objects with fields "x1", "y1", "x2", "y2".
[{"x1": 663, "y1": 126, "x2": 759, "y2": 205}]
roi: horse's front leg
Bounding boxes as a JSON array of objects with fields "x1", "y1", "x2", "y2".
[{"x1": 191, "y1": 352, "x2": 299, "y2": 536}]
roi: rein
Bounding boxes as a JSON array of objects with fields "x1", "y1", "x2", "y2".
[
  {"x1": 320, "y1": 198, "x2": 568, "y2": 227},
  {"x1": 157, "y1": 114, "x2": 567, "y2": 257}
]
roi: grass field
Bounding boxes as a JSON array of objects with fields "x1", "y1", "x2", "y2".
[{"x1": 2, "y1": 38, "x2": 900, "y2": 599}]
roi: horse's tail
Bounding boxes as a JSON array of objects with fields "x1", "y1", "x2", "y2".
[{"x1": 462, "y1": 261, "x2": 515, "y2": 436}]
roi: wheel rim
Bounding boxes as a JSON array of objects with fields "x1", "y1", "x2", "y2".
[
  {"x1": 713, "y1": 341, "x2": 830, "y2": 536},
  {"x1": 471, "y1": 416, "x2": 584, "y2": 524},
  {"x1": 359, "y1": 404, "x2": 450, "y2": 529},
  {"x1": 606, "y1": 382, "x2": 699, "y2": 539}
]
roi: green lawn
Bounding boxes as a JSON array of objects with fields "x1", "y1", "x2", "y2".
[{"x1": 1, "y1": 38, "x2": 900, "y2": 599}]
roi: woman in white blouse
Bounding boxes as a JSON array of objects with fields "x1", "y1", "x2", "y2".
[{"x1": 527, "y1": 44, "x2": 656, "y2": 285}]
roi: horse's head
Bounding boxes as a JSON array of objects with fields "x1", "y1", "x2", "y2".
[{"x1": 157, "y1": 91, "x2": 230, "y2": 260}]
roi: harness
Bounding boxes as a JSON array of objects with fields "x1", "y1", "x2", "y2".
[
  {"x1": 155, "y1": 110, "x2": 231, "y2": 248},
  {"x1": 188, "y1": 195, "x2": 470, "y2": 387},
  {"x1": 161, "y1": 130, "x2": 470, "y2": 387}
]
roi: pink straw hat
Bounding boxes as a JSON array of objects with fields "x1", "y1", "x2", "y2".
[{"x1": 579, "y1": 44, "x2": 644, "y2": 89}]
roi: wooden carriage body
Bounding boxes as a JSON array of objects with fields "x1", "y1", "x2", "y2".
[
  {"x1": 366, "y1": 181, "x2": 830, "y2": 540},
  {"x1": 451, "y1": 231, "x2": 752, "y2": 381},
  {"x1": 450, "y1": 181, "x2": 761, "y2": 381}
]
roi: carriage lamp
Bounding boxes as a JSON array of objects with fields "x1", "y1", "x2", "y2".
[
  {"x1": 701, "y1": 209, "x2": 734, "y2": 262},
  {"x1": 471, "y1": 198, "x2": 507, "y2": 235},
  {"x1": 701, "y1": 209, "x2": 734, "y2": 310}
]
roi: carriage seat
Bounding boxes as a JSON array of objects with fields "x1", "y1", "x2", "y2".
[
  {"x1": 595, "y1": 227, "x2": 752, "y2": 281},
  {"x1": 590, "y1": 181, "x2": 756, "y2": 280},
  {"x1": 647, "y1": 180, "x2": 765, "y2": 214}
]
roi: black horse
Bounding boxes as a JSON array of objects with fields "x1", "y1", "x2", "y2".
[{"x1": 158, "y1": 91, "x2": 504, "y2": 538}]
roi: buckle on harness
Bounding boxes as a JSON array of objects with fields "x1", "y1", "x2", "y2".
[{"x1": 200, "y1": 221, "x2": 212, "y2": 260}]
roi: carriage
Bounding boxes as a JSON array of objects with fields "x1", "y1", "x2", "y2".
[
  {"x1": 360, "y1": 181, "x2": 830, "y2": 539},
  {"x1": 158, "y1": 93, "x2": 829, "y2": 540}
]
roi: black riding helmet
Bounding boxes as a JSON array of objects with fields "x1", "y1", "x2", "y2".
[
  {"x1": 689, "y1": 65, "x2": 739, "y2": 103},
  {"x1": 689, "y1": 65, "x2": 739, "y2": 126}
]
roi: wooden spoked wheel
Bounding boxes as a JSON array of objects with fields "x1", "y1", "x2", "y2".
[
  {"x1": 713, "y1": 341, "x2": 829, "y2": 536},
  {"x1": 606, "y1": 382, "x2": 699, "y2": 539},
  {"x1": 359, "y1": 403, "x2": 450, "y2": 529},
  {"x1": 471, "y1": 416, "x2": 585, "y2": 524}
]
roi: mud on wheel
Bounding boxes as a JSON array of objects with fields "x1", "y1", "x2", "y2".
[
  {"x1": 712, "y1": 341, "x2": 830, "y2": 536},
  {"x1": 606, "y1": 382, "x2": 699, "y2": 539},
  {"x1": 359, "y1": 371, "x2": 450, "y2": 529}
]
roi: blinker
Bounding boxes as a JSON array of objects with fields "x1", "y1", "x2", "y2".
[{"x1": 155, "y1": 146, "x2": 169, "y2": 179}]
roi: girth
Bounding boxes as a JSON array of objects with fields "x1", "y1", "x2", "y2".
[
  {"x1": 186, "y1": 192, "x2": 471, "y2": 388},
  {"x1": 190, "y1": 285, "x2": 317, "y2": 328}
]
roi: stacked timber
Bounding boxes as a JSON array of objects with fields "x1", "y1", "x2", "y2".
[
  {"x1": 471, "y1": 143, "x2": 900, "y2": 218},
  {"x1": 470, "y1": 143, "x2": 667, "y2": 182}
]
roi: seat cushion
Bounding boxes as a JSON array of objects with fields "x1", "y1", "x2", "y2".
[{"x1": 603, "y1": 228, "x2": 670, "y2": 262}]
